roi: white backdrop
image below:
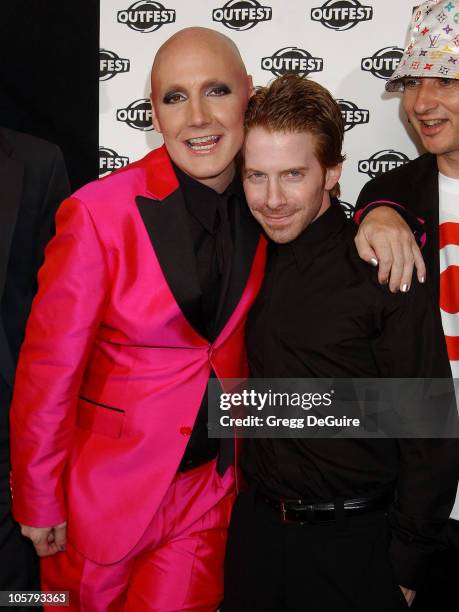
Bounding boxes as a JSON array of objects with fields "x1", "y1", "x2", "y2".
[{"x1": 99, "y1": 0, "x2": 421, "y2": 212}]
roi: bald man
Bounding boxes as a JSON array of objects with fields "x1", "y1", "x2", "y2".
[{"x1": 9, "y1": 27, "x2": 262, "y2": 611}]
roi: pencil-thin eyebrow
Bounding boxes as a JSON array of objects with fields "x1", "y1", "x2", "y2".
[{"x1": 163, "y1": 80, "x2": 231, "y2": 97}]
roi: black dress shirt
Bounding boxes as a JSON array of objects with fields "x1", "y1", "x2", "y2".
[
  {"x1": 173, "y1": 164, "x2": 244, "y2": 469},
  {"x1": 242, "y1": 200, "x2": 458, "y2": 587}
]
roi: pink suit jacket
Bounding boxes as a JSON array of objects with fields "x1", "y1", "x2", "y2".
[{"x1": 10, "y1": 145, "x2": 266, "y2": 564}]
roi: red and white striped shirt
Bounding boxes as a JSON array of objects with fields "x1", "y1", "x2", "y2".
[{"x1": 439, "y1": 171, "x2": 459, "y2": 520}]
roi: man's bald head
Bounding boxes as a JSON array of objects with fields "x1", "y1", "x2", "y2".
[
  {"x1": 149, "y1": 26, "x2": 252, "y2": 192},
  {"x1": 151, "y1": 27, "x2": 247, "y2": 92}
]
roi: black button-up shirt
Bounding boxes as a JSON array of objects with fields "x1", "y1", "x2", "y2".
[
  {"x1": 242, "y1": 200, "x2": 458, "y2": 587},
  {"x1": 173, "y1": 164, "x2": 243, "y2": 469}
]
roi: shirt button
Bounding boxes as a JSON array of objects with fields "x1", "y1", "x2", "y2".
[{"x1": 180, "y1": 426, "x2": 192, "y2": 436}]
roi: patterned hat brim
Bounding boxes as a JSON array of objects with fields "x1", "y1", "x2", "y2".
[{"x1": 386, "y1": 53, "x2": 459, "y2": 92}]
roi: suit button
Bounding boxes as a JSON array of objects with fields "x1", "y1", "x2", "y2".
[{"x1": 180, "y1": 426, "x2": 192, "y2": 436}]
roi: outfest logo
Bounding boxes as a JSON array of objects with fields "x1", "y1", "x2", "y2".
[
  {"x1": 99, "y1": 50, "x2": 130, "y2": 81},
  {"x1": 117, "y1": 1, "x2": 175, "y2": 33},
  {"x1": 358, "y1": 150, "x2": 410, "y2": 179},
  {"x1": 212, "y1": 0, "x2": 272, "y2": 31},
  {"x1": 261, "y1": 47, "x2": 324, "y2": 77},
  {"x1": 116, "y1": 99, "x2": 153, "y2": 131},
  {"x1": 361, "y1": 46, "x2": 404, "y2": 80},
  {"x1": 339, "y1": 201, "x2": 355, "y2": 219},
  {"x1": 337, "y1": 99, "x2": 370, "y2": 132},
  {"x1": 311, "y1": 0, "x2": 373, "y2": 31},
  {"x1": 99, "y1": 148, "x2": 130, "y2": 178}
]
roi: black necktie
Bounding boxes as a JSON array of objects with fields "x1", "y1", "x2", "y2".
[
  {"x1": 211, "y1": 194, "x2": 234, "y2": 338},
  {"x1": 215, "y1": 195, "x2": 233, "y2": 277}
]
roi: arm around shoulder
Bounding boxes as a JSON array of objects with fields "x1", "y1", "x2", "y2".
[{"x1": 354, "y1": 179, "x2": 426, "y2": 291}]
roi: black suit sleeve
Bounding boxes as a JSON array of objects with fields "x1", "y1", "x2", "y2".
[
  {"x1": 372, "y1": 282, "x2": 459, "y2": 589},
  {"x1": 35, "y1": 145, "x2": 70, "y2": 274},
  {"x1": 355, "y1": 178, "x2": 426, "y2": 246},
  {"x1": 1, "y1": 132, "x2": 71, "y2": 365}
]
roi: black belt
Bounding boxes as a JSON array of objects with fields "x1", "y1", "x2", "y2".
[{"x1": 258, "y1": 490, "x2": 393, "y2": 525}]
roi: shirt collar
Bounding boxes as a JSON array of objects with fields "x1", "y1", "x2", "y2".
[
  {"x1": 172, "y1": 162, "x2": 243, "y2": 233},
  {"x1": 276, "y1": 199, "x2": 348, "y2": 273}
]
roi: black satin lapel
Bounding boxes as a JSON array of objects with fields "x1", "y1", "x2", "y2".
[
  {"x1": 214, "y1": 198, "x2": 261, "y2": 337},
  {"x1": 136, "y1": 190, "x2": 204, "y2": 334},
  {"x1": 410, "y1": 157, "x2": 439, "y2": 302}
]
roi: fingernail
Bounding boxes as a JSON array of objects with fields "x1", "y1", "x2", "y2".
[
  {"x1": 401, "y1": 283, "x2": 409, "y2": 293},
  {"x1": 370, "y1": 258, "x2": 378, "y2": 267},
  {"x1": 381, "y1": 278, "x2": 388, "y2": 285},
  {"x1": 420, "y1": 276, "x2": 425, "y2": 283}
]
